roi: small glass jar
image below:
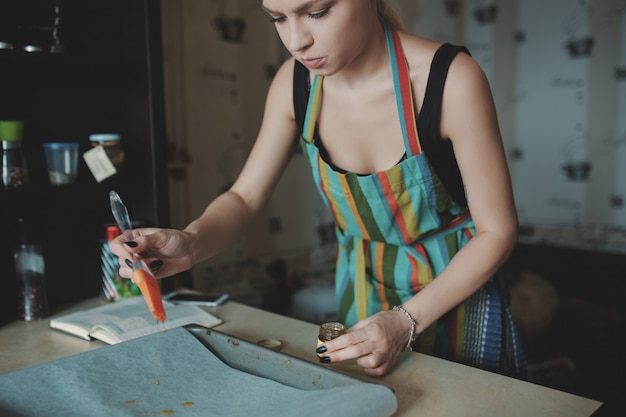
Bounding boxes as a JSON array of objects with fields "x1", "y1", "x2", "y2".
[
  {"x1": 15, "y1": 243, "x2": 48, "y2": 321},
  {"x1": 2, "y1": 140, "x2": 29, "y2": 189},
  {"x1": 14, "y1": 218, "x2": 49, "y2": 321},
  {"x1": 317, "y1": 322, "x2": 345, "y2": 357},
  {"x1": 89, "y1": 133, "x2": 125, "y2": 170},
  {"x1": 1, "y1": 120, "x2": 28, "y2": 189}
]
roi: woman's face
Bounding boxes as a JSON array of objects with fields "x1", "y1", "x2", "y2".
[{"x1": 262, "y1": 0, "x2": 377, "y2": 76}]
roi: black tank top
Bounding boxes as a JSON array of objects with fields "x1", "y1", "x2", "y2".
[{"x1": 293, "y1": 42, "x2": 470, "y2": 208}]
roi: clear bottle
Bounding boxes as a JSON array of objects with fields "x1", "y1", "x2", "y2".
[
  {"x1": 14, "y1": 218, "x2": 48, "y2": 321},
  {"x1": 1, "y1": 120, "x2": 29, "y2": 189},
  {"x1": 317, "y1": 322, "x2": 345, "y2": 357}
]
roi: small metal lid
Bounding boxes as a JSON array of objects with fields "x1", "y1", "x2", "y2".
[
  {"x1": 1, "y1": 140, "x2": 21, "y2": 150},
  {"x1": 90, "y1": 133, "x2": 121, "y2": 143},
  {"x1": 23, "y1": 45, "x2": 42, "y2": 53},
  {"x1": 0, "y1": 120, "x2": 24, "y2": 141},
  {"x1": 257, "y1": 338, "x2": 283, "y2": 351}
]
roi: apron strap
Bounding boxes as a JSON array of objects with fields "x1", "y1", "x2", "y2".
[
  {"x1": 303, "y1": 20, "x2": 420, "y2": 158},
  {"x1": 383, "y1": 20, "x2": 422, "y2": 157},
  {"x1": 302, "y1": 75, "x2": 323, "y2": 143}
]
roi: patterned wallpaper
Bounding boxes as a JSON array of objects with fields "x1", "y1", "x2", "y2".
[
  {"x1": 161, "y1": 0, "x2": 336, "y2": 312},
  {"x1": 395, "y1": 0, "x2": 626, "y2": 253}
]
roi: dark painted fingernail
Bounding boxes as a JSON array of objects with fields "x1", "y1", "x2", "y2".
[
  {"x1": 316, "y1": 346, "x2": 327, "y2": 354},
  {"x1": 319, "y1": 356, "x2": 331, "y2": 364},
  {"x1": 150, "y1": 260, "x2": 163, "y2": 269},
  {"x1": 125, "y1": 259, "x2": 133, "y2": 268},
  {"x1": 124, "y1": 241, "x2": 138, "y2": 248}
]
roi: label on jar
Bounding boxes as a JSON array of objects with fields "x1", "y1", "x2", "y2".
[{"x1": 83, "y1": 146, "x2": 117, "y2": 182}]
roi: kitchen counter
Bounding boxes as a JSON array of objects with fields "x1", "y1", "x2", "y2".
[{"x1": 0, "y1": 298, "x2": 602, "y2": 417}]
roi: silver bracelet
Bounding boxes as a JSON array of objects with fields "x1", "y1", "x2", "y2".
[{"x1": 393, "y1": 305, "x2": 417, "y2": 351}]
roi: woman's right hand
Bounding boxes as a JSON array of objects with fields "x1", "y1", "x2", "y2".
[{"x1": 108, "y1": 227, "x2": 196, "y2": 279}]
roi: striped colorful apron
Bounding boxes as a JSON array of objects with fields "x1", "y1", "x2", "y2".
[{"x1": 299, "y1": 20, "x2": 526, "y2": 377}]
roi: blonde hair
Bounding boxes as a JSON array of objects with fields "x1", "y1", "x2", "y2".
[{"x1": 376, "y1": 0, "x2": 404, "y2": 29}]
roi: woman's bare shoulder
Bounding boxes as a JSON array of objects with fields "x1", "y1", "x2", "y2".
[
  {"x1": 399, "y1": 32, "x2": 485, "y2": 94},
  {"x1": 263, "y1": 57, "x2": 297, "y2": 120},
  {"x1": 397, "y1": 32, "x2": 442, "y2": 71},
  {"x1": 396, "y1": 32, "x2": 446, "y2": 102}
]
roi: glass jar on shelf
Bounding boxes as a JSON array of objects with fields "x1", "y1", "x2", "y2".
[
  {"x1": 89, "y1": 133, "x2": 125, "y2": 171},
  {"x1": 1, "y1": 120, "x2": 28, "y2": 189},
  {"x1": 14, "y1": 217, "x2": 49, "y2": 321}
]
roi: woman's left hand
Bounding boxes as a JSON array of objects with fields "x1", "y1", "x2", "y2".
[{"x1": 317, "y1": 309, "x2": 412, "y2": 376}]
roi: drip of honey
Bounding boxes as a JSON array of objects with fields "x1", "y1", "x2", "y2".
[
  {"x1": 123, "y1": 400, "x2": 193, "y2": 414},
  {"x1": 122, "y1": 321, "x2": 179, "y2": 414},
  {"x1": 154, "y1": 321, "x2": 168, "y2": 385}
]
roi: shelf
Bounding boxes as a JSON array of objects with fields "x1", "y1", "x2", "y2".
[
  {"x1": 0, "y1": 49, "x2": 139, "y2": 73},
  {"x1": 0, "y1": 175, "x2": 144, "y2": 202},
  {"x1": 0, "y1": 0, "x2": 169, "y2": 324}
]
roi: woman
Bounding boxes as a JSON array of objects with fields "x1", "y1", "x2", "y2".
[{"x1": 110, "y1": 0, "x2": 526, "y2": 378}]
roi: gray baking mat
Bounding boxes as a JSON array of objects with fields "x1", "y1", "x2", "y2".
[{"x1": 0, "y1": 327, "x2": 397, "y2": 417}]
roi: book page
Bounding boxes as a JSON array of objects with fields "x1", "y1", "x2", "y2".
[
  {"x1": 50, "y1": 297, "x2": 222, "y2": 344},
  {"x1": 90, "y1": 302, "x2": 222, "y2": 344}
]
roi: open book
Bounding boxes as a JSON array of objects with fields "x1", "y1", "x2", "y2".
[{"x1": 50, "y1": 296, "x2": 223, "y2": 345}]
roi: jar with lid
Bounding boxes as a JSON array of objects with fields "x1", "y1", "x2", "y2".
[
  {"x1": 317, "y1": 322, "x2": 346, "y2": 357},
  {"x1": 1, "y1": 120, "x2": 28, "y2": 189},
  {"x1": 89, "y1": 133, "x2": 125, "y2": 171}
]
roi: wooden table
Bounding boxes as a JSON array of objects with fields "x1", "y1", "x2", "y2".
[{"x1": 0, "y1": 298, "x2": 602, "y2": 417}]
